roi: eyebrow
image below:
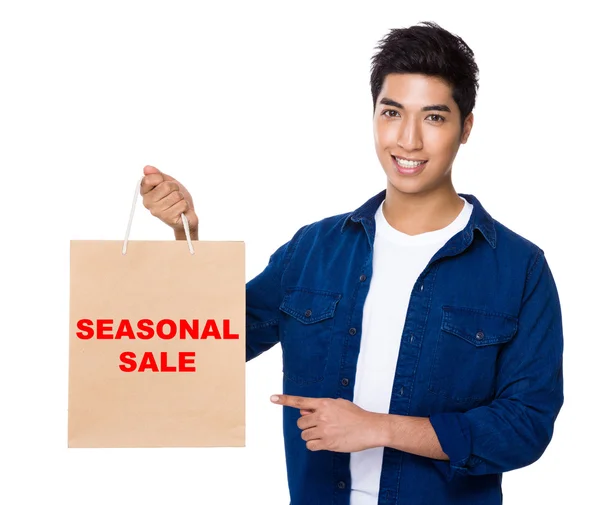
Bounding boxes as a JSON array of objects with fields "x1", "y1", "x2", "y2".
[{"x1": 379, "y1": 97, "x2": 451, "y2": 113}]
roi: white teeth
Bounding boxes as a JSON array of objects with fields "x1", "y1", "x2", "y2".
[{"x1": 394, "y1": 156, "x2": 425, "y2": 168}]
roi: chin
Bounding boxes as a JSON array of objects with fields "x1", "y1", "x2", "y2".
[
  {"x1": 385, "y1": 177, "x2": 424, "y2": 195},
  {"x1": 384, "y1": 166, "x2": 424, "y2": 189}
]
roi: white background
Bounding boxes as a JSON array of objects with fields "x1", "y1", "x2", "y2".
[{"x1": 1, "y1": 0, "x2": 597, "y2": 503}]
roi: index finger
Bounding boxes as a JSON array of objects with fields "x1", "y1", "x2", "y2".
[
  {"x1": 270, "y1": 394, "x2": 320, "y2": 410},
  {"x1": 140, "y1": 174, "x2": 164, "y2": 195}
]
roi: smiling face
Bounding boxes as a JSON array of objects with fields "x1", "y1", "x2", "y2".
[{"x1": 373, "y1": 73, "x2": 474, "y2": 197}]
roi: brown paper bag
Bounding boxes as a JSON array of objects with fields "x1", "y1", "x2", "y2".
[{"x1": 68, "y1": 182, "x2": 245, "y2": 448}]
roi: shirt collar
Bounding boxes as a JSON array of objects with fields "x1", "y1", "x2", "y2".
[{"x1": 340, "y1": 189, "x2": 497, "y2": 249}]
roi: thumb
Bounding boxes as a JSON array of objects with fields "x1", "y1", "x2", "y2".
[{"x1": 143, "y1": 165, "x2": 175, "y2": 181}]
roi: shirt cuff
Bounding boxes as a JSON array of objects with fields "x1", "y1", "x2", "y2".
[{"x1": 429, "y1": 412, "x2": 472, "y2": 481}]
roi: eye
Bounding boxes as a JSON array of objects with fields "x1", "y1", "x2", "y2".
[
  {"x1": 382, "y1": 109, "x2": 400, "y2": 118},
  {"x1": 426, "y1": 114, "x2": 445, "y2": 123}
]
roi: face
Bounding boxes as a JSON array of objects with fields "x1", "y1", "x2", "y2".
[{"x1": 373, "y1": 73, "x2": 473, "y2": 196}]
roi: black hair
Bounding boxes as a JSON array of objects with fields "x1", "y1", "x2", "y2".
[{"x1": 370, "y1": 22, "x2": 479, "y2": 129}]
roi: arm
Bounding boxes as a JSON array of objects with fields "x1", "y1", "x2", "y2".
[
  {"x1": 427, "y1": 249, "x2": 564, "y2": 479},
  {"x1": 245, "y1": 226, "x2": 307, "y2": 362},
  {"x1": 376, "y1": 414, "x2": 449, "y2": 461},
  {"x1": 272, "y1": 394, "x2": 449, "y2": 457}
]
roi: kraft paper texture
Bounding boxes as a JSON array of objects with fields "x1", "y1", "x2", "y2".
[{"x1": 68, "y1": 240, "x2": 245, "y2": 448}]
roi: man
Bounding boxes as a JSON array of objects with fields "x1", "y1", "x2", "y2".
[{"x1": 140, "y1": 21, "x2": 563, "y2": 505}]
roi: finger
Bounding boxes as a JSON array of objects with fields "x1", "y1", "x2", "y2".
[
  {"x1": 162, "y1": 199, "x2": 192, "y2": 228},
  {"x1": 300, "y1": 409, "x2": 314, "y2": 416},
  {"x1": 143, "y1": 165, "x2": 176, "y2": 182},
  {"x1": 143, "y1": 165, "x2": 161, "y2": 176},
  {"x1": 297, "y1": 413, "x2": 317, "y2": 430},
  {"x1": 154, "y1": 181, "x2": 181, "y2": 200},
  {"x1": 271, "y1": 394, "x2": 320, "y2": 410},
  {"x1": 140, "y1": 173, "x2": 164, "y2": 195},
  {"x1": 306, "y1": 439, "x2": 324, "y2": 452},
  {"x1": 300, "y1": 427, "x2": 321, "y2": 442},
  {"x1": 152, "y1": 190, "x2": 185, "y2": 214},
  {"x1": 143, "y1": 181, "x2": 181, "y2": 207}
]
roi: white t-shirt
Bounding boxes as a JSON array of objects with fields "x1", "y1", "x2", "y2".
[{"x1": 349, "y1": 196, "x2": 473, "y2": 505}]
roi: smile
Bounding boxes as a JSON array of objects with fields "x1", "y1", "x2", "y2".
[
  {"x1": 393, "y1": 156, "x2": 427, "y2": 168},
  {"x1": 392, "y1": 155, "x2": 428, "y2": 175}
]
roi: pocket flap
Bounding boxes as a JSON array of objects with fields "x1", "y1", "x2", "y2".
[
  {"x1": 441, "y1": 306, "x2": 518, "y2": 346},
  {"x1": 279, "y1": 288, "x2": 342, "y2": 324}
]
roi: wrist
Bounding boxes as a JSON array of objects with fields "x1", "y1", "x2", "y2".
[{"x1": 369, "y1": 412, "x2": 391, "y2": 448}]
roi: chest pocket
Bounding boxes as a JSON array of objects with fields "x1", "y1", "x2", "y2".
[
  {"x1": 279, "y1": 288, "x2": 342, "y2": 385},
  {"x1": 428, "y1": 305, "x2": 518, "y2": 403}
]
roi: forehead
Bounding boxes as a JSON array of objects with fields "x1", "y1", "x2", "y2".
[{"x1": 378, "y1": 73, "x2": 454, "y2": 108}]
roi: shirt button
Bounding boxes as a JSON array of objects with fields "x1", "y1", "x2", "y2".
[
  {"x1": 304, "y1": 309, "x2": 312, "y2": 318},
  {"x1": 349, "y1": 327, "x2": 357, "y2": 335},
  {"x1": 476, "y1": 331, "x2": 484, "y2": 340},
  {"x1": 420, "y1": 284, "x2": 424, "y2": 291},
  {"x1": 410, "y1": 333, "x2": 415, "y2": 343},
  {"x1": 399, "y1": 386, "x2": 404, "y2": 396},
  {"x1": 359, "y1": 274, "x2": 367, "y2": 282},
  {"x1": 341, "y1": 378, "x2": 349, "y2": 386},
  {"x1": 337, "y1": 481, "x2": 346, "y2": 489}
]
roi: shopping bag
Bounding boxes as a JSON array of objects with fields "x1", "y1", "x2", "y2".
[{"x1": 68, "y1": 178, "x2": 245, "y2": 448}]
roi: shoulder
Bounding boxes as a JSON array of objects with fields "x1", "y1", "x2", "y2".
[
  {"x1": 292, "y1": 211, "x2": 353, "y2": 243},
  {"x1": 492, "y1": 218, "x2": 546, "y2": 275},
  {"x1": 273, "y1": 211, "x2": 352, "y2": 267},
  {"x1": 494, "y1": 219, "x2": 542, "y2": 252}
]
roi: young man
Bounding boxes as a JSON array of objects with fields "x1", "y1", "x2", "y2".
[{"x1": 140, "y1": 22, "x2": 563, "y2": 505}]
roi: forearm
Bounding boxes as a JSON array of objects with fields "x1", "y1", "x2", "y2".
[
  {"x1": 373, "y1": 252, "x2": 562, "y2": 477},
  {"x1": 372, "y1": 413, "x2": 449, "y2": 461}
]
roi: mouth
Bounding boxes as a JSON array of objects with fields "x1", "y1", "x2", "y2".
[{"x1": 392, "y1": 155, "x2": 428, "y2": 175}]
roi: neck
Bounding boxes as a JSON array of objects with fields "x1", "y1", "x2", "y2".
[{"x1": 382, "y1": 181, "x2": 465, "y2": 236}]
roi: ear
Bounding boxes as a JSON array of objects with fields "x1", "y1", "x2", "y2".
[{"x1": 460, "y1": 113, "x2": 474, "y2": 144}]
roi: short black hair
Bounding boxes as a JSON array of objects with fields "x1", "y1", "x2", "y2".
[{"x1": 370, "y1": 22, "x2": 479, "y2": 129}]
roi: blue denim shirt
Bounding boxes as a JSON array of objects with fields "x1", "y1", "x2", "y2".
[{"x1": 246, "y1": 189, "x2": 564, "y2": 505}]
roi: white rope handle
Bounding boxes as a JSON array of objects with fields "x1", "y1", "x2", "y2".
[{"x1": 122, "y1": 176, "x2": 195, "y2": 255}]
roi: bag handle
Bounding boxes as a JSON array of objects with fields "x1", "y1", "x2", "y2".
[{"x1": 122, "y1": 176, "x2": 195, "y2": 255}]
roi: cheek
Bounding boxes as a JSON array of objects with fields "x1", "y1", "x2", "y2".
[
  {"x1": 426, "y1": 130, "x2": 457, "y2": 157},
  {"x1": 374, "y1": 122, "x2": 397, "y2": 148}
]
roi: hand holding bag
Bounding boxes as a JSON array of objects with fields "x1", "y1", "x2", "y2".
[{"x1": 68, "y1": 178, "x2": 245, "y2": 448}]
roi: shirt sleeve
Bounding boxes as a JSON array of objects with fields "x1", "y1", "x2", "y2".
[
  {"x1": 245, "y1": 225, "x2": 306, "y2": 362},
  {"x1": 429, "y1": 248, "x2": 564, "y2": 480}
]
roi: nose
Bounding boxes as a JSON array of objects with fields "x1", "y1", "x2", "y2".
[{"x1": 396, "y1": 117, "x2": 423, "y2": 151}]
